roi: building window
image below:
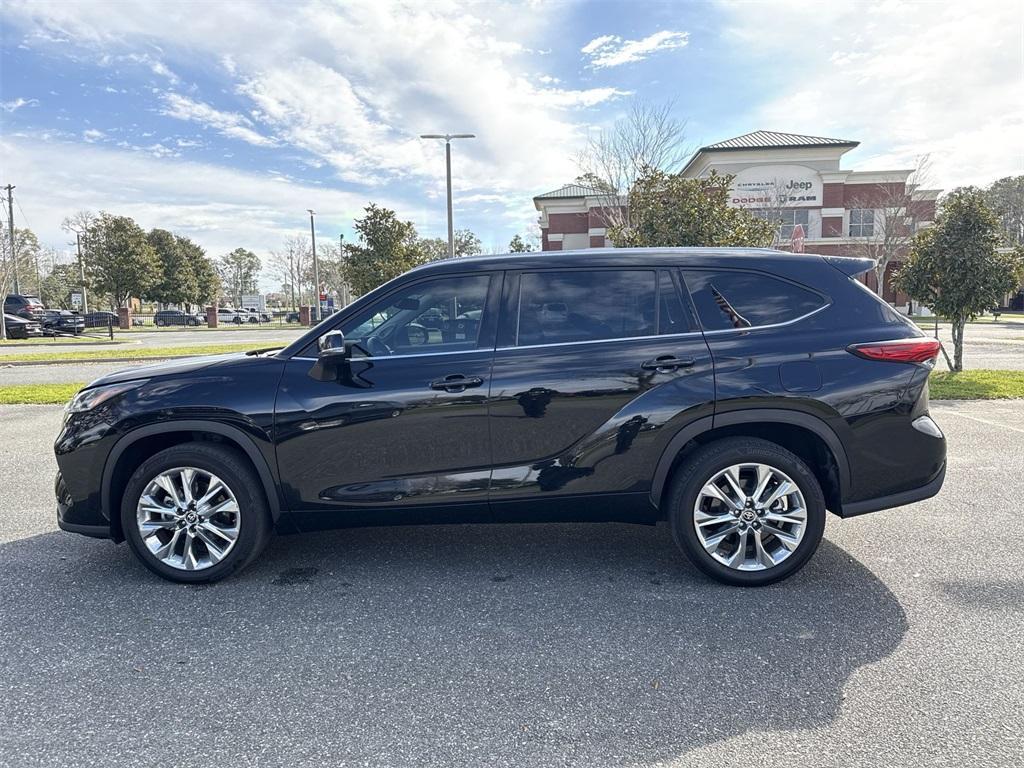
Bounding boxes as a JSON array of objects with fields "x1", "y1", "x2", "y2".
[
  {"x1": 849, "y1": 208, "x2": 875, "y2": 237},
  {"x1": 750, "y1": 208, "x2": 809, "y2": 239}
]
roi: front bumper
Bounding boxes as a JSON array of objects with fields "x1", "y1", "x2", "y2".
[{"x1": 55, "y1": 470, "x2": 111, "y2": 538}]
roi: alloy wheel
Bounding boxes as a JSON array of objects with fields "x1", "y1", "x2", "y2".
[
  {"x1": 136, "y1": 466, "x2": 241, "y2": 571},
  {"x1": 693, "y1": 462, "x2": 807, "y2": 572}
]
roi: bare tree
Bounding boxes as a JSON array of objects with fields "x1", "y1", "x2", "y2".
[
  {"x1": 575, "y1": 100, "x2": 689, "y2": 233},
  {"x1": 848, "y1": 156, "x2": 935, "y2": 297},
  {"x1": 268, "y1": 236, "x2": 310, "y2": 310}
]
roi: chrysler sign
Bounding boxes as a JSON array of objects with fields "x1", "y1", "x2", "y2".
[{"x1": 729, "y1": 165, "x2": 823, "y2": 208}]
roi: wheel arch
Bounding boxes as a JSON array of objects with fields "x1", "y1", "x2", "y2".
[
  {"x1": 651, "y1": 409, "x2": 850, "y2": 517},
  {"x1": 102, "y1": 420, "x2": 282, "y2": 542}
]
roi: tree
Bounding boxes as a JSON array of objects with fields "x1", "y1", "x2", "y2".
[
  {"x1": 39, "y1": 263, "x2": 81, "y2": 309},
  {"x1": 847, "y1": 156, "x2": 934, "y2": 295},
  {"x1": 60, "y1": 210, "x2": 96, "y2": 312},
  {"x1": 508, "y1": 234, "x2": 535, "y2": 253},
  {"x1": 146, "y1": 228, "x2": 194, "y2": 307},
  {"x1": 609, "y1": 168, "x2": 776, "y2": 249},
  {"x1": 179, "y1": 236, "x2": 219, "y2": 311},
  {"x1": 575, "y1": 100, "x2": 688, "y2": 233},
  {"x1": 983, "y1": 175, "x2": 1024, "y2": 247},
  {"x1": 85, "y1": 212, "x2": 159, "y2": 308},
  {"x1": 217, "y1": 247, "x2": 262, "y2": 306},
  {"x1": 341, "y1": 204, "x2": 428, "y2": 296},
  {"x1": 0, "y1": 226, "x2": 42, "y2": 296},
  {"x1": 895, "y1": 187, "x2": 1024, "y2": 371},
  {"x1": 418, "y1": 229, "x2": 482, "y2": 261},
  {"x1": 268, "y1": 236, "x2": 310, "y2": 309}
]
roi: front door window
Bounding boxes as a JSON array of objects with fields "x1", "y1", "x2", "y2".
[{"x1": 341, "y1": 274, "x2": 492, "y2": 357}]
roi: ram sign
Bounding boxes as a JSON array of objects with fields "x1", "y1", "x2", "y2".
[{"x1": 728, "y1": 164, "x2": 823, "y2": 208}]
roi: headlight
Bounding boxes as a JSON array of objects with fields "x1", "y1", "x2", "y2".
[{"x1": 65, "y1": 380, "x2": 146, "y2": 416}]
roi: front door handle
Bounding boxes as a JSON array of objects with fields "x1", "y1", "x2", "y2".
[
  {"x1": 430, "y1": 374, "x2": 484, "y2": 393},
  {"x1": 641, "y1": 355, "x2": 696, "y2": 373}
]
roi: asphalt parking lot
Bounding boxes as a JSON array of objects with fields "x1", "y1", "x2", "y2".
[{"x1": 1, "y1": 402, "x2": 1022, "y2": 767}]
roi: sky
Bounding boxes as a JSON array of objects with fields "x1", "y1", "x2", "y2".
[{"x1": 1, "y1": 0, "x2": 1021, "y2": 277}]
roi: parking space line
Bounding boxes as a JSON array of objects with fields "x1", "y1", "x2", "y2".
[{"x1": 935, "y1": 408, "x2": 1024, "y2": 434}]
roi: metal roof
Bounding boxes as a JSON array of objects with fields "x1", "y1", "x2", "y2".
[
  {"x1": 533, "y1": 183, "x2": 607, "y2": 200},
  {"x1": 700, "y1": 130, "x2": 859, "y2": 151}
]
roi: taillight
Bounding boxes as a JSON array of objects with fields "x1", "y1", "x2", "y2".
[{"x1": 847, "y1": 338, "x2": 942, "y2": 363}]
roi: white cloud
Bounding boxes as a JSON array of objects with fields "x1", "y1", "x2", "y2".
[
  {"x1": 581, "y1": 30, "x2": 690, "y2": 69},
  {"x1": 160, "y1": 93, "x2": 277, "y2": 147},
  {"x1": 1, "y1": 97, "x2": 39, "y2": 112},
  {"x1": 718, "y1": 0, "x2": 1023, "y2": 190},
  {"x1": 0, "y1": 0, "x2": 629, "y2": 246},
  {"x1": 1, "y1": 135, "x2": 407, "y2": 266},
  {"x1": 82, "y1": 128, "x2": 105, "y2": 142}
]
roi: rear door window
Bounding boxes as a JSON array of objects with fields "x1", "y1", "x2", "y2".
[
  {"x1": 515, "y1": 270, "x2": 662, "y2": 346},
  {"x1": 683, "y1": 269, "x2": 827, "y2": 331}
]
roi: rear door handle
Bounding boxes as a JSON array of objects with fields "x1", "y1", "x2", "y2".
[
  {"x1": 430, "y1": 374, "x2": 484, "y2": 393},
  {"x1": 641, "y1": 355, "x2": 696, "y2": 373}
]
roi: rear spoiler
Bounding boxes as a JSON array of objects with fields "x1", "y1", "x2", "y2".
[{"x1": 821, "y1": 255, "x2": 876, "y2": 277}]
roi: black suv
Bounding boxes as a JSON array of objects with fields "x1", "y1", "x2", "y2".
[
  {"x1": 55, "y1": 249, "x2": 946, "y2": 585},
  {"x1": 4, "y1": 293, "x2": 45, "y2": 320}
]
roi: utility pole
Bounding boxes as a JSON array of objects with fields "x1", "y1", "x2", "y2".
[
  {"x1": 307, "y1": 209, "x2": 320, "y2": 322},
  {"x1": 76, "y1": 232, "x2": 88, "y2": 313},
  {"x1": 419, "y1": 133, "x2": 475, "y2": 258},
  {"x1": 5, "y1": 184, "x2": 18, "y2": 295}
]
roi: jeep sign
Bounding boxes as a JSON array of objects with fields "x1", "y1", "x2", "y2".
[{"x1": 729, "y1": 165, "x2": 823, "y2": 208}]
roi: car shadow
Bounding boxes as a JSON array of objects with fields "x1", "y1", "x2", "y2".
[{"x1": 0, "y1": 524, "x2": 907, "y2": 767}]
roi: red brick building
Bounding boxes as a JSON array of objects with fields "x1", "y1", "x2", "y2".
[{"x1": 534, "y1": 131, "x2": 940, "y2": 309}]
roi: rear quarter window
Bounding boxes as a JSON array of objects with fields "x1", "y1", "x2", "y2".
[{"x1": 683, "y1": 269, "x2": 827, "y2": 331}]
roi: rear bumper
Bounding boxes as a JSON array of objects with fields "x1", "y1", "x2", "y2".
[{"x1": 838, "y1": 461, "x2": 946, "y2": 518}]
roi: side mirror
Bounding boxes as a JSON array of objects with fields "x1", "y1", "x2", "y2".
[{"x1": 318, "y1": 330, "x2": 348, "y2": 361}]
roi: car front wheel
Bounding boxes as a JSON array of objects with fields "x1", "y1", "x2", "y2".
[
  {"x1": 668, "y1": 437, "x2": 826, "y2": 587},
  {"x1": 121, "y1": 443, "x2": 272, "y2": 583}
]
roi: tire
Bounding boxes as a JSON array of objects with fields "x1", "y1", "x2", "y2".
[
  {"x1": 156, "y1": 319, "x2": 165, "y2": 327},
  {"x1": 667, "y1": 437, "x2": 826, "y2": 587},
  {"x1": 233, "y1": 316, "x2": 242, "y2": 324},
  {"x1": 121, "y1": 443, "x2": 272, "y2": 583}
]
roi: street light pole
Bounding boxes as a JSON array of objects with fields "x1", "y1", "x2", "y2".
[
  {"x1": 307, "y1": 209, "x2": 320, "y2": 322},
  {"x1": 419, "y1": 133, "x2": 475, "y2": 258}
]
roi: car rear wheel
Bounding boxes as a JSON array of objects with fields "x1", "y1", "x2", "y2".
[
  {"x1": 667, "y1": 437, "x2": 826, "y2": 587},
  {"x1": 121, "y1": 443, "x2": 272, "y2": 583}
]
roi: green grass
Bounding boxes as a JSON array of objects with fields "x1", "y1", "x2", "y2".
[
  {"x1": 929, "y1": 369, "x2": 1024, "y2": 400},
  {"x1": 2, "y1": 342, "x2": 263, "y2": 363},
  {"x1": 0, "y1": 383, "x2": 85, "y2": 405},
  {"x1": 0, "y1": 336, "x2": 121, "y2": 345},
  {"x1": 117, "y1": 323, "x2": 300, "y2": 333}
]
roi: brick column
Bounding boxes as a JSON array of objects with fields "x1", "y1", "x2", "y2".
[
  {"x1": 117, "y1": 306, "x2": 131, "y2": 330},
  {"x1": 206, "y1": 306, "x2": 218, "y2": 327},
  {"x1": 300, "y1": 305, "x2": 312, "y2": 326}
]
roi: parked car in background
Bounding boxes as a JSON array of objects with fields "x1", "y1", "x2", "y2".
[
  {"x1": 40, "y1": 309, "x2": 85, "y2": 335},
  {"x1": 55, "y1": 248, "x2": 947, "y2": 586},
  {"x1": 4, "y1": 294, "x2": 45, "y2": 321},
  {"x1": 285, "y1": 311, "x2": 301, "y2": 323},
  {"x1": 245, "y1": 308, "x2": 271, "y2": 323},
  {"x1": 154, "y1": 309, "x2": 204, "y2": 327},
  {"x1": 3, "y1": 312, "x2": 43, "y2": 339},
  {"x1": 83, "y1": 311, "x2": 118, "y2": 329},
  {"x1": 217, "y1": 307, "x2": 245, "y2": 324}
]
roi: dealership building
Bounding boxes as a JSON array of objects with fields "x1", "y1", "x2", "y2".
[{"x1": 533, "y1": 131, "x2": 940, "y2": 308}]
